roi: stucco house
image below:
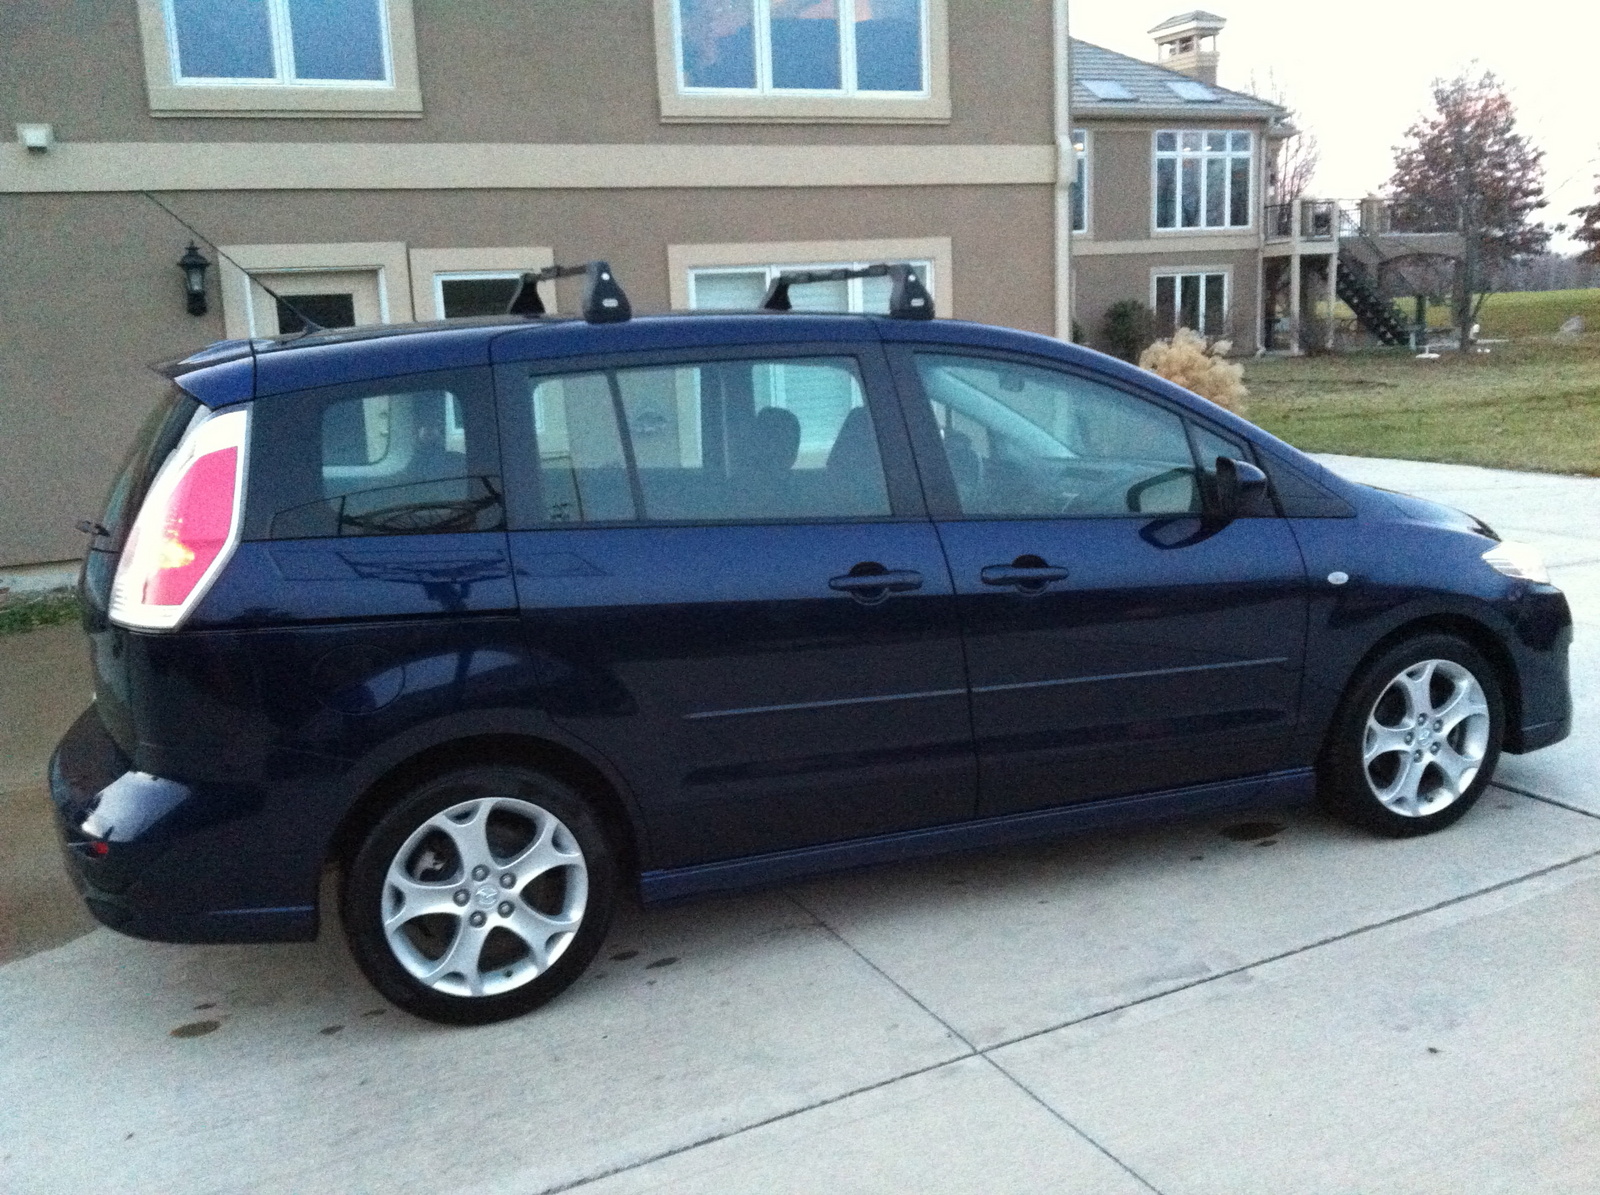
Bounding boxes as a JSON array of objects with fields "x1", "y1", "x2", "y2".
[{"x1": 3, "y1": 4, "x2": 1428, "y2": 575}]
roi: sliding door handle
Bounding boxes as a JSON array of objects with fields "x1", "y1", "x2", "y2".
[
  {"x1": 980, "y1": 563, "x2": 1069, "y2": 590},
  {"x1": 829, "y1": 569, "x2": 923, "y2": 593},
  {"x1": 829, "y1": 568, "x2": 924, "y2": 604}
]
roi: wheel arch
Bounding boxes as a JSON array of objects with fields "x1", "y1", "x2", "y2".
[
  {"x1": 327, "y1": 730, "x2": 646, "y2": 885},
  {"x1": 1331, "y1": 612, "x2": 1523, "y2": 747}
]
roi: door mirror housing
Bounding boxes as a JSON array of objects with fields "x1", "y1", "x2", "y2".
[{"x1": 1212, "y1": 456, "x2": 1269, "y2": 521}]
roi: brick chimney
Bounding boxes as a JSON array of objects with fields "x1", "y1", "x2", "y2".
[{"x1": 1150, "y1": 11, "x2": 1225, "y2": 87}]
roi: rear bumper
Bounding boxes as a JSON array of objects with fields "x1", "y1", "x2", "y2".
[{"x1": 49, "y1": 707, "x2": 316, "y2": 944}]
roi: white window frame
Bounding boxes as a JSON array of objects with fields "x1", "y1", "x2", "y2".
[
  {"x1": 1151, "y1": 268, "x2": 1232, "y2": 337},
  {"x1": 686, "y1": 260, "x2": 934, "y2": 314},
  {"x1": 668, "y1": 237, "x2": 954, "y2": 315},
  {"x1": 135, "y1": 0, "x2": 422, "y2": 117},
  {"x1": 406, "y1": 247, "x2": 557, "y2": 320},
  {"x1": 673, "y1": 0, "x2": 930, "y2": 99},
  {"x1": 430, "y1": 272, "x2": 527, "y2": 321},
  {"x1": 1071, "y1": 128, "x2": 1090, "y2": 235},
  {"x1": 216, "y1": 242, "x2": 414, "y2": 339},
  {"x1": 160, "y1": 0, "x2": 395, "y2": 89},
  {"x1": 653, "y1": 0, "x2": 950, "y2": 123},
  {"x1": 1153, "y1": 130, "x2": 1254, "y2": 233}
]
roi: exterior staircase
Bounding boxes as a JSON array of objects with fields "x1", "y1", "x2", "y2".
[{"x1": 1335, "y1": 258, "x2": 1412, "y2": 347}]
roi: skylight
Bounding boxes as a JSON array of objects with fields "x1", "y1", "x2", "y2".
[
  {"x1": 1081, "y1": 79, "x2": 1135, "y2": 101},
  {"x1": 1167, "y1": 80, "x2": 1219, "y2": 102}
]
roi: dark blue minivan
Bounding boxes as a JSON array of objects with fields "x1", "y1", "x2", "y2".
[{"x1": 52, "y1": 264, "x2": 1572, "y2": 1024}]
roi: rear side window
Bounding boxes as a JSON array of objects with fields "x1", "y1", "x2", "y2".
[
  {"x1": 98, "y1": 385, "x2": 201, "y2": 550},
  {"x1": 509, "y1": 355, "x2": 892, "y2": 525},
  {"x1": 245, "y1": 368, "x2": 503, "y2": 541}
]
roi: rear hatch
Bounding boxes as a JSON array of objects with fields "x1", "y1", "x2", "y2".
[{"x1": 81, "y1": 386, "x2": 201, "y2": 752}]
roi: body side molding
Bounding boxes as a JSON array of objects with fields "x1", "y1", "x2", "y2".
[{"x1": 640, "y1": 767, "x2": 1317, "y2": 902}]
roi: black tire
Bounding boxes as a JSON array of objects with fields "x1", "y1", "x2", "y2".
[
  {"x1": 1318, "y1": 633, "x2": 1504, "y2": 837},
  {"x1": 341, "y1": 765, "x2": 617, "y2": 1025}
]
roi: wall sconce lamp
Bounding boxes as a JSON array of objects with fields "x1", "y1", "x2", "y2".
[{"x1": 178, "y1": 243, "x2": 211, "y2": 316}]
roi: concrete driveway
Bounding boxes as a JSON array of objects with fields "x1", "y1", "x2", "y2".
[{"x1": 1, "y1": 456, "x2": 1595, "y2": 1195}]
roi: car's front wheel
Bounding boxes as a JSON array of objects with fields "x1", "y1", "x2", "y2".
[
  {"x1": 341, "y1": 765, "x2": 617, "y2": 1024},
  {"x1": 1318, "y1": 634, "x2": 1504, "y2": 837}
]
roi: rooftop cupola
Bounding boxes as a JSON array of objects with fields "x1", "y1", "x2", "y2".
[{"x1": 1150, "y1": 11, "x2": 1226, "y2": 86}]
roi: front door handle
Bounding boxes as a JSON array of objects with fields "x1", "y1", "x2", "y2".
[
  {"x1": 828, "y1": 568, "x2": 924, "y2": 604},
  {"x1": 980, "y1": 562, "x2": 1070, "y2": 591}
]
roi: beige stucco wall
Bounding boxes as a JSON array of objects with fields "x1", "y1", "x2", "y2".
[
  {"x1": 1073, "y1": 247, "x2": 1261, "y2": 357},
  {"x1": 1, "y1": 0, "x2": 1053, "y2": 147},
  {"x1": 0, "y1": 183, "x2": 1054, "y2": 566},
  {"x1": 1085, "y1": 127, "x2": 1155, "y2": 242}
]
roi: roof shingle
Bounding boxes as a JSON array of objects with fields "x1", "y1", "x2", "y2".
[{"x1": 1071, "y1": 39, "x2": 1283, "y2": 119}]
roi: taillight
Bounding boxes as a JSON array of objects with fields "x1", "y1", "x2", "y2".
[{"x1": 110, "y1": 407, "x2": 249, "y2": 631}]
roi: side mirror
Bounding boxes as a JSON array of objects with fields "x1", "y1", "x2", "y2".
[{"x1": 1213, "y1": 456, "x2": 1269, "y2": 521}]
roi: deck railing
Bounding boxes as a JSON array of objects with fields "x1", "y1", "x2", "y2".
[{"x1": 1265, "y1": 197, "x2": 1459, "y2": 242}]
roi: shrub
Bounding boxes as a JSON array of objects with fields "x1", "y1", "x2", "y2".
[
  {"x1": 0, "y1": 590, "x2": 81, "y2": 636},
  {"x1": 1138, "y1": 328, "x2": 1249, "y2": 412},
  {"x1": 1101, "y1": 300, "x2": 1154, "y2": 363}
]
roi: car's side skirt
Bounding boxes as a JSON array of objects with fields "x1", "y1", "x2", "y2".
[{"x1": 639, "y1": 767, "x2": 1317, "y2": 902}]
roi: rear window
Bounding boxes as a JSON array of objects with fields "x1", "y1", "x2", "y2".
[
  {"x1": 244, "y1": 368, "x2": 504, "y2": 541},
  {"x1": 98, "y1": 385, "x2": 200, "y2": 550}
]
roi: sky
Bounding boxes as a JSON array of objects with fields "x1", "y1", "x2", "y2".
[{"x1": 1070, "y1": 0, "x2": 1600, "y2": 251}]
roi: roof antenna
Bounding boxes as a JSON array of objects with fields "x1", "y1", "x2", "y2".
[{"x1": 140, "y1": 191, "x2": 327, "y2": 336}]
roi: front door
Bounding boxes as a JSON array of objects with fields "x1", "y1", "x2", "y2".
[
  {"x1": 889, "y1": 347, "x2": 1308, "y2": 817},
  {"x1": 496, "y1": 343, "x2": 976, "y2": 869}
]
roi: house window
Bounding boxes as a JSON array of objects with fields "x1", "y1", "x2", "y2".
[
  {"x1": 688, "y1": 260, "x2": 935, "y2": 314},
  {"x1": 1071, "y1": 129, "x2": 1088, "y2": 234},
  {"x1": 163, "y1": 0, "x2": 392, "y2": 86},
  {"x1": 136, "y1": 0, "x2": 420, "y2": 116},
  {"x1": 1154, "y1": 131, "x2": 1252, "y2": 230},
  {"x1": 406, "y1": 248, "x2": 557, "y2": 321},
  {"x1": 676, "y1": 0, "x2": 928, "y2": 96},
  {"x1": 434, "y1": 273, "x2": 525, "y2": 319},
  {"x1": 1154, "y1": 271, "x2": 1229, "y2": 337}
]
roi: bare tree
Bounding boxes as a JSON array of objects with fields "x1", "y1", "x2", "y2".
[
  {"x1": 1249, "y1": 71, "x2": 1319, "y2": 202},
  {"x1": 1388, "y1": 70, "x2": 1551, "y2": 348}
]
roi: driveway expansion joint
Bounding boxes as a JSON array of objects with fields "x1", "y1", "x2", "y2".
[
  {"x1": 783, "y1": 890, "x2": 1169, "y2": 1195},
  {"x1": 1490, "y1": 780, "x2": 1600, "y2": 820},
  {"x1": 983, "y1": 841, "x2": 1600, "y2": 1058}
]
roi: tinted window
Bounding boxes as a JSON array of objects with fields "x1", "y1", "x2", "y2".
[
  {"x1": 515, "y1": 356, "x2": 891, "y2": 525},
  {"x1": 914, "y1": 354, "x2": 1201, "y2": 517},
  {"x1": 248, "y1": 369, "x2": 503, "y2": 541},
  {"x1": 99, "y1": 386, "x2": 201, "y2": 550}
]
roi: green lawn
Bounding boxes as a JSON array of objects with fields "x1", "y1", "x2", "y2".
[
  {"x1": 1330, "y1": 287, "x2": 1600, "y2": 338},
  {"x1": 0, "y1": 591, "x2": 80, "y2": 637},
  {"x1": 1243, "y1": 335, "x2": 1600, "y2": 475}
]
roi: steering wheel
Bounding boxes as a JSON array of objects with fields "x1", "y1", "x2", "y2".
[{"x1": 340, "y1": 495, "x2": 497, "y2": 535}]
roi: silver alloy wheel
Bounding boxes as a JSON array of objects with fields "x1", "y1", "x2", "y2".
[
  {"x1": 382, "y1": 796, "x2": 588, "y2": 998},
  {"x1": 1362, "y1": 658, "x2": 1491, "y2": 817}
]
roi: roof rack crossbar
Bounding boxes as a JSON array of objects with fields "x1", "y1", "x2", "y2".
[
  {"x1": 759, "y1": 262, "x2": 934, "y2": 320},
  {"x1": 507, "y1": 260, "x2": 632, "y2": 324}
]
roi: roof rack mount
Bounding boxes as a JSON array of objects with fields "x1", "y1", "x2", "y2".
[
  {"x1": 507, "y1": 260, "x2": 631, "y2": 324},
  {"x1": 760, "y1": 263, "x2": 935, "y2": 320}
]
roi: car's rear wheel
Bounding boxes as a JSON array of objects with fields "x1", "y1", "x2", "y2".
[
  {"x1": 341, "y1": 765, "x2": 617, "y2": 1024},
  {"x1": 1318, "y1": 634, "x2": 1504, "y2": 837}
]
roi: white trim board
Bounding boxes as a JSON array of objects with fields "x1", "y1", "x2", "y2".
[{"x1": 0, "y1": 142, "x2": 1057, "y2": 193}]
